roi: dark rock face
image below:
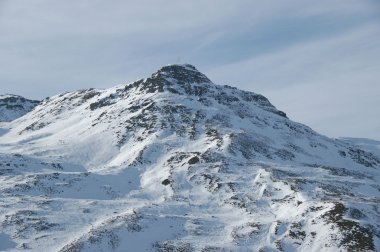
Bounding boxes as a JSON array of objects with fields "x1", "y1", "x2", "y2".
[
  {"x1": 347, "y1": 147, "x2": 380, "y2": 167},
  {"x1": 89, "y1": 94, "x2": 117, "y2": 111},
  {"x1": 162, "y1": 179, "x2": 171, "y2": 186},
  {"x1": 321, "y1": 202, "x2": 375, "y2": 251},
  {"x1": 188, "y1": 156, "x2": 200, "y2": 165}
]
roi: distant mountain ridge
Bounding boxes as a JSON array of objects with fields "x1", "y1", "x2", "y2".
[
  {"x1": 0, "y1": 94, "x2": 39, "y2": 122},
  {"x1": 0, "y1": 64, "x2": 379, "y2": 251}
]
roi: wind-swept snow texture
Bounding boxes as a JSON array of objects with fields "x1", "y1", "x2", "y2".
[{"x1": 0, "y1": 64, "x2": 379, "y2": 251}]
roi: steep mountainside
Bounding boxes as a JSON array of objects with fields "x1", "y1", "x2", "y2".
[
  {"x1": 0, "y1": 64, "x2": 379, "y2": 252},
  {"x1": 0, "y1": 94, "x2": 40, "y2": 122}
]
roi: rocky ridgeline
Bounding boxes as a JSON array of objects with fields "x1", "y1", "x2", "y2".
[{"x1": 0, "y1": 94, "x2": 40, "y2": 122}]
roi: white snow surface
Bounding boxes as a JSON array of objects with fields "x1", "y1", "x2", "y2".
[{"x1": 0, "y1": 64, "x2": 379, "y2": 251}]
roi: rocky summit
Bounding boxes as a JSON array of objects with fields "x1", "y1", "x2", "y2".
[{"x1": 0, "y1": 64, "x2": 379, "y2": 251}]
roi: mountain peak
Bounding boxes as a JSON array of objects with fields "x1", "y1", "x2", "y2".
[
  {"x1": 122, "y1": 63, "x2": 212, "y2": 94},
  {"x1": 153, "y1": 63, "x2": 212, "y2": 85},
  {"x1": 160, "y1": 63, "x2": 198, "y2": 71}
]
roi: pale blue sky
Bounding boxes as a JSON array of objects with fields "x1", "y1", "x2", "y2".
[{"x1": 0, "y1": 0, "x2": 379, "y2": 140}]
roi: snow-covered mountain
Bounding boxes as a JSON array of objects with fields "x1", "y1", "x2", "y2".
[
  {"x1": 0, "y1": 64, "x2": 379, "y2": 252},
  {"x1": 0, "y1": 94, "x2": 40, "y2": 122}
]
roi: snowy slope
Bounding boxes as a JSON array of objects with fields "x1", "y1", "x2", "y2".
[
  {"x1": 0, "y1": 94, "x2": 40, "y2": 122},
  {"x1": 0, "y1": 64, "x2": 379, "y2": 251}
]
